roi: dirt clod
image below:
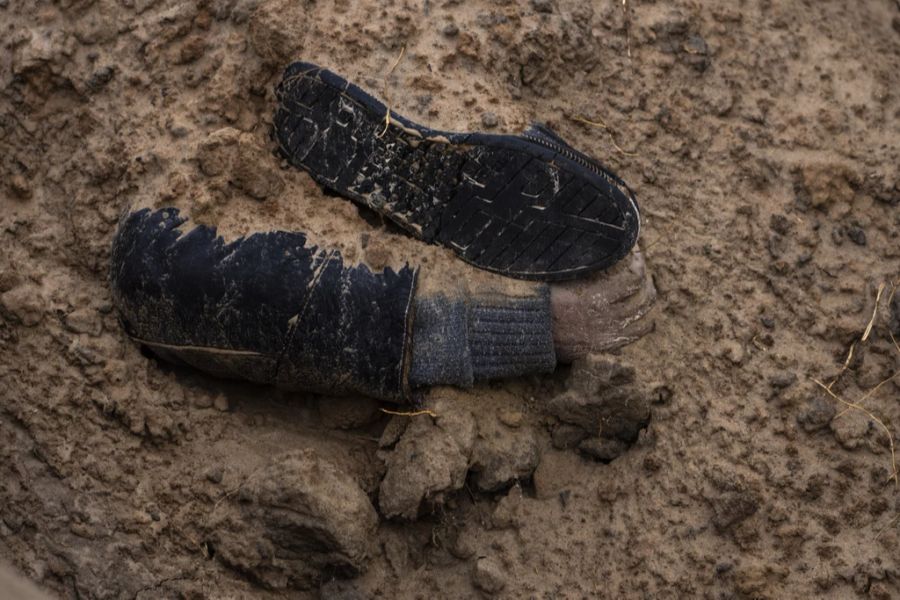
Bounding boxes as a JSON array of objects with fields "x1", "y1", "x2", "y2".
[
  {"x1": 209, "y1": 449, "x2": 377, "y2": 590},
  {"x1": 472, "y1": 556, "x2": 506, "y2": 594}
]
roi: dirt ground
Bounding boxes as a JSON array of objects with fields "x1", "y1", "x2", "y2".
[{"x1": 2, "y1": 0, "x2": 900, "y2": 598}]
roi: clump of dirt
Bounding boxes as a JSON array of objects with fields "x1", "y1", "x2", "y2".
[{"x1": 2, "y1": 0, "x2": 900, "y2": 598}]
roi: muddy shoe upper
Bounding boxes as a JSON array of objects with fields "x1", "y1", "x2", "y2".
[{"x1": 273, "y1": 62, "x2": 641, "y2": 282}]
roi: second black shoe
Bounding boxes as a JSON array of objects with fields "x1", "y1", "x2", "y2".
[{"x1": 273, "y1": 62, "x2": 640, "y2": 281}]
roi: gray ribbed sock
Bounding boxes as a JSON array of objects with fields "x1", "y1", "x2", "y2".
[{"x1": 409, "y1": 288, "x2": 556, "y2": 388}]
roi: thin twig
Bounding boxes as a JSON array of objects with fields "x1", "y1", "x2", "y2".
[
  {"x1": 376, "y1": 46, "x2": 406, "y2": 138},
  {"x1": 380, "y1": 407, "x2": 437, "y2": 418},
  {"x1": 814, "y1": 379, "x2": 898, "y2": 487},
  {"x1": 570, "y1": 115, "x2": 639, "y2": 157},
  {"x1": 828, "y1": 341, "x2": 856, "y2": 390},
  {"x1": 862, "y1": 282, "x2": 886, "y2": 342},
  {"x1": 876, "y1": 513, "x2": 900, "y2": 540}
]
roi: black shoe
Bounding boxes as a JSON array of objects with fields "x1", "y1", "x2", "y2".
[{"x1": 273, "y1": 62, "x2": 640, "y2": 281}]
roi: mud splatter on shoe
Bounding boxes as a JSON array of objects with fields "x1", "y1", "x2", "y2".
[{"x1": 273, "y1": 62, "x2": 641, "y2": 281}]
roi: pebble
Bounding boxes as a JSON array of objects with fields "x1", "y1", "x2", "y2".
[
  {"x1": 710, "y1": 490, "x2": 759, "y2": 531},
  {"x1": 481, "y1": 112, "x2": 499, "y2": 129},
  {"x1": 9, "y1": 174, "x2": 32, "y2": 200},
  {"x1": 472, "y1": 557, "x2": 506, "y2": 594},
  {"x1": 176, "y1": 36, "x2": 206, "y2": 64},
  {"x1": 531, "y1": 0, "x2": 553, "y2": 13},
  {"x1": 578, "y1": 436, "x2": 628, "y2": 462},
  {"x1": 830, "y1": 411, "x2": 870, "y2": 449},
  {"x1": 769, "y1": 214, "x2": 791, "y2": 235},
  {"x1": 846, "y1": 224, "x2": 866, "y2": 246},
  {"x1": 1, "y1": 285, "x2": 43, "y2": 326},
  {"x1": 205, "y1": 467, "x2": 224, "y2": 484},
  {"x1": 718, "y1": 339, "x2": 745, "y2": 365},
  {"x1": 213, "y1": 393, "x2": 230, "y2": 412},
  {"x1": 449, "y1": 529, "x2": 476, "y2": 559},
  {"x1": 64, "y1": 308, "x2": 103, "y2": 336},
  {"x1": 86, "y1": 66, "x2": 115, "y2": 92},
  {"x1": 551, "y1": 423, "x2": 587, "y2": 449},
  {"x1": 442, "y1": 22, "x2": 459, "y2": 36},
  {"x1": 497, "y1": 409, "x2": 523, "y2": 428},
  {"x1": 768, "y1": 371, "x2": 797, "y2": 389}
]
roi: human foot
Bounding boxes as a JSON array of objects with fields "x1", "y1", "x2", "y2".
[{"x1": 550, "y1": 248, "x2": 656, "y2": 362}]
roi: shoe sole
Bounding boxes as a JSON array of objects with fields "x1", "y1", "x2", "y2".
[{"x1": 273, "y1": 62, "x2": 640, "y2": 281}]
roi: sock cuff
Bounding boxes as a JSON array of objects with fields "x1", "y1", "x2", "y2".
[
  {"x1": 408, "y1": 287, "x2": 555, "y2": 388},
  {"x1": 468, "y1": 288, "x2": 556, "y2": 381}
]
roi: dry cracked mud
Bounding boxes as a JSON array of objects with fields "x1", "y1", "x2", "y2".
[{"x1": 2, "y1": 0, "x2": 900, "y2": 598}]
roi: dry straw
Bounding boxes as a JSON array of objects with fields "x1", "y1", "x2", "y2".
[
  {"x1": 815, "y1": 281, "x2": 899, "y2": 488},
  {"x1": 376, "y1": 46, "x2": 406, "y2": 139}
]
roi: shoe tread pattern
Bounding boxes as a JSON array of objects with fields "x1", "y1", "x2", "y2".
[{"x1": 274, "y1": 65, "x2": 638, "y2": 280}]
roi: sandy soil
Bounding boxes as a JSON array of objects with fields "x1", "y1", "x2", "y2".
[{"x1": 2, "y1": 0, "x2": 900, "y2": 598}]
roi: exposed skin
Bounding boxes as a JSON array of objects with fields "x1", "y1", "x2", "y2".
[{"x1": 550, "y1": 248, "x2": 656, "y2": 363}]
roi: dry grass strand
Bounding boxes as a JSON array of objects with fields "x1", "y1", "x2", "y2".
[
  {"x1": 376, "y1": 45, "x2": 406, "y2": 138},
  {"x1": 380, "y1": 407, "x2": 437, "y2": 418}
]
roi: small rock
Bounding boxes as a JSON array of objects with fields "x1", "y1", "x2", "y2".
[
  {"x1": 210, "y1": 449, "x2": 378, "y2": 589},
  {"x1": 213, "y1": 394, "x2": 230, "y2": 412},
  {"x1": 86, "y1": 66, "x2": 115, "y2": 92},
  {"x1": 795, "y1": 163, "x2": 855, "y2": 209},
  {"x1": 470, "y1": 417, "x2": 539, "y2": 492},
  {"x1": 378, "y1": 416, "x2": 408, "y2": 449},
  {"x1": 718, "y1": 339, "x2": 745, "y2": 365},
  {"x1": 531, "y1": 0, "x2": 553, "y2": 13},
  {"x1": 472, "y1": 557, "x2": 506, "y2": 594},
  {"x1": 715, "y1": 562, "x2": 734, "y2": 575},
  {"x1": 8, "y1": 174, "x2": 32, "y2": 200},
  {"x1": 830, "y1": 411, "x2": 871, "y2": 449},
  {"x1": 192, "y1": 391, "x2": 214, "y2": 409},
  {"x1": 769, "y1": 371, "x2": 797, "y2": 389},
  {"x1": 846, "y1": 224, "x2": 866, "y2": 246},
  {"x1": 797, "y1": 396, "x2": 836, "y2": 432},
  {"x1": 548, "y1": 357, "x2": 650, "y2": 441},
  {"x1": 481, "y1": 112, "x2": 499, "y2": 129},
  {"x1": 551, "y1": 423, "x2": 588, "y2": 449},
  {"x1": 769, "y1": 214, "x2": 791, "y2": 235},
  {"x1": 497, "y1": 408, "x2": 523, "y2": 428},
  {"x1": 174, "y1": 35, "x2": 206, "y2": 64},
  {"x1": 683, "y1": 34, "x2": 710, "y2": 71},
  {"x1": 379, "y1": 399, "x2": 475, "y2": 519},
  {"x1": 64, "y1": 307, "x2": 102, "y2": 336},
  {"x1": 1, "y1": 284, "x2": 44, "y2": 326},
  {"x1": 442, "y1": 22, "x2": 459, "y2": 36},
  {"x1": 167, "y1": 119, "x2": 190, "y2": 139},
  {"x1": 711, "y1": 490, "x2": 759, "y2": 532},
  {"x1": 382, "y1": 533, "x2": 409, "y2": 576},
  {"x1": 205, "y1": 467, "x2": 224, "y2": 484},
  {"x1": 578, "y1": 436, "x2": 629, "y2": 462},
  {"x1": 491, "y1": 484, "x2": 524, "y2": 529},
  {"x1": 449, "y1": 527, "x2": 477, "y2": 560}
]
